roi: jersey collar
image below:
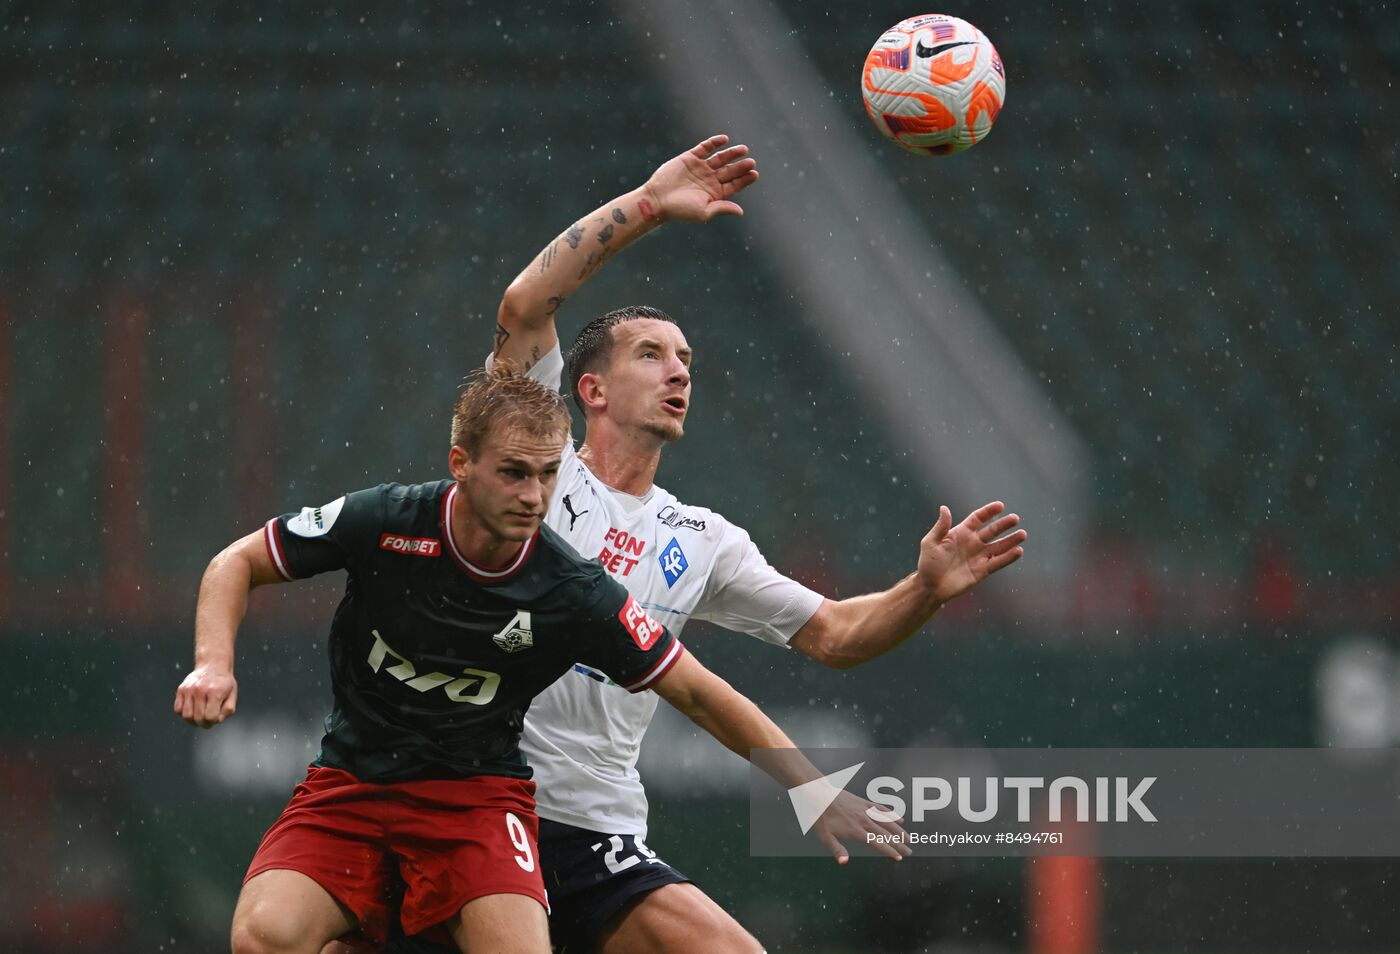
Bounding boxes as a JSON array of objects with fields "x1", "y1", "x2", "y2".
[{"x1": 441, "y1": 482, "x2": 538, "y2": 584}]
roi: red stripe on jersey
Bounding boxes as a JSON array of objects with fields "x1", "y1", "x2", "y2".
[
  {"x1": 264, "y1": 518, "x2": 294, "y2": 581},
  {"x1": 440, "y1": 483, "x2": 538, "y2": 583},
  {"x1": 622, "y1": 640, "x2": 685, "y2": 693}
]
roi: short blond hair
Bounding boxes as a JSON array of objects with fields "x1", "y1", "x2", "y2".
[{"x1": 451, "y1": 364, "x2": 572, "y2": 458}]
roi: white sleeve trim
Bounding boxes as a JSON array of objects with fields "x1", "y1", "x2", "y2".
[
  {"x1": 484, "y1": 342, "x2": 565, "y2": 393},
  {"x1": 621, "y1": 641, "x2": 686, "y2": 692},
  {"x1": 263, "y1": 518, "x2": 295, "y2": 582}
]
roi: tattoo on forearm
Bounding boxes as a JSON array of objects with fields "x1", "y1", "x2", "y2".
[
  {"x1": 577, "y1": 246, "x2": 617, "y2": 281},
  {"x1": 597, "y1": 223, "x2": 614, "y2": 245},
  {"x1": 539, "y1": 239, "x2": 559, "y2": 273},
  {"x1": 493, "y1": 323, "x2": 511, "y2": 355},
  {"x1": 524, "y1": 345, "x2": 542, "y2": 372},
  {"x1": 638, "y1": 197, "x2": 658, "y2": 221},
  {"x1": 545, "y1": 296, "x2": 566, "y2": 316},
  {"x1": 612, "y1": 208, "x2": 628, "y2": 224},
  {"x1": 565, "y1": 223, "x2": 584, "y2": 249}
]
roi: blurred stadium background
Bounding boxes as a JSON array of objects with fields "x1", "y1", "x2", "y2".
[{"x1": 2, "y1": 0, "x2": 1397, "y2": 950}]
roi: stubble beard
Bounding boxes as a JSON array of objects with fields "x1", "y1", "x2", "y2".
[{"x1": 641, "y1": 415, "x2": 685, "y2": 444}]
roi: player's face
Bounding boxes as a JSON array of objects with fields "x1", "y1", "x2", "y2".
[
  {"x1": 598, "y1": 319, "x2": 693, "y2": 442},
  {"x1": 453, "y1": 424, "x2": 565, "y2": 545}
]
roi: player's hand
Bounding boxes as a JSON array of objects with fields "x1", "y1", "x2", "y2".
[
  {"x1": 174, "y1": 665, "x2": 239, "y2": 728},
  {"x1": 812, "y1": 789, "x2": 912, "y2": 863},
  {"x1": 640, "y1": 134, "x2": 759, "y2": 223},
  {"x1": 917, "y1": 501, "x2": 1027, "y2": 604}
]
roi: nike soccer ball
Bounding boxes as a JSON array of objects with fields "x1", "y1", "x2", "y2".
[{"x1": 861, "y1": 14, "x2": 1006, "y2": 155}]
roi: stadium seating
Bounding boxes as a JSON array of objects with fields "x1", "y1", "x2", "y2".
[
  {"x1": 3, "y1": 0, "x2": 1396, "y2": 599},
  {"x1": 779, "y1": 0, "x2": 1399, "y2": 579}
]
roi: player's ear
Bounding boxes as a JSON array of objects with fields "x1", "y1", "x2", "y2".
[
  {"x1": 448, "y1": 444, "x2": 472, "y2": 481},
  {"x1": 576, "y1": 372, "x2": 607, "y2": 413}
]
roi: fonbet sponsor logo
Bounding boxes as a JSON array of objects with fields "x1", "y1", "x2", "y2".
[
  {"x1": 378, "y1": 533, "x2": 442, "y2": 557},
  {"x1": 597, "y1": 527, "x2": 646, "y2": 577},
  {"x1": 784, "y1": 762, "x2": 1157, "y2": 835},
  {"x1": 617, "y1": 595, "x2": 664, "y2": 650}
]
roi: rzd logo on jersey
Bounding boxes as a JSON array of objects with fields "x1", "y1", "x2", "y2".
[
  {"x1": 617, "y1": 595, "x2": 663, "y2": 650},
  {"x1": 368, "y1": 629, "x2": 500, "y2": 705},
  {"x1": 492, "y1": 610, "x2": 534, "y2": 654}
]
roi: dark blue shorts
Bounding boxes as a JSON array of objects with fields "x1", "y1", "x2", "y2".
[
  {"x1": 538, "y1": 818, "x2": 692, "y2": 952},
  {"x1": 383, "y1": 817, "x2": 691, "y2": 954}
]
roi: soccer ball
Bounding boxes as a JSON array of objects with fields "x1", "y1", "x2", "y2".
[{"x1": 861, "y1": 14, "x2": 1006, "y2": 155}]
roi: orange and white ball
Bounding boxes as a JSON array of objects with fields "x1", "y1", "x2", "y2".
[{"x1": 861, "y1": 14, "x2": 1006, "y2": 155}]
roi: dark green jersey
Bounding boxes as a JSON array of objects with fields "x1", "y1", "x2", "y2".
[{"x1": 263, "y1": 479, "x2": 684, "y2": 782}]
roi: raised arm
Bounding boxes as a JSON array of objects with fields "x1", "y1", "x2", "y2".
[
  {"x1": 790, "y1": 501, "x2": 1027, "y2": 669},
  {"x1": 492, "y1": 134, "x2": 759, "y2": 371},
  {"x1": 652, "y1": 650, "x2": 909, "y2": 862},
  {"x1": 173, "y1": 529, "x2": 287, "y2": 728}
]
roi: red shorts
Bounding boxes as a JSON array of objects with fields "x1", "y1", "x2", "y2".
[{"x1": 244, "y1": 765, "x2": 545, "y2": 948}]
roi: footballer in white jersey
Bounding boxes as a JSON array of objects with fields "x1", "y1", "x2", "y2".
[{"x1": 491, "y1": 344, "x2": 825, "y2": 838}]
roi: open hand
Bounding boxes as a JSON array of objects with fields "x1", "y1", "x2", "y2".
[
  {"x1": 918, "y1": 501, "x2": 1027, "y2": 603},
  {"x1": 641, "y1": 134, "x2": 760, "y2": 222},
  {"x1": 812, "y1": 789, "x2": 912, "y2": 863}
]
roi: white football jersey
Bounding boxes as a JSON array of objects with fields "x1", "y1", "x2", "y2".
[{"x1": 489, "y1": 345, "x2": 824, "y2": 835}]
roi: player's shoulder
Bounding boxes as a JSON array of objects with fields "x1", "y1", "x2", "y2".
[
  {"x1": 381, "y1": 478, "x2": 451, "y2": 505},
  {"x1": 649, "y1": 483, "x2": 739, "y2": 543},
  {"x1": 335, "y1": 480, "x2": 451, "y2": 541},
  {"x1": 360, "y1": 479, "x2": 449, "y2": 515}
]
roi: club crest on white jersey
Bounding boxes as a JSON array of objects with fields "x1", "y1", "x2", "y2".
[{"x1": 658, "y1": 538, "x2": 688, "y2": 588}]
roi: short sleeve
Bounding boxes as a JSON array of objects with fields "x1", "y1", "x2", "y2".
[
  {"x1": 575, "y1": 573, "x2": 686, "y2": 693},
  {"x1": 692, "y1": 522, "x2": 825, "y2": 646},
  {"x1": 484, "y1": 343, "x2": 565, "y2": 393},
  {"x1": 263, "y1": 486, "x2": 385, "y2": 581}
]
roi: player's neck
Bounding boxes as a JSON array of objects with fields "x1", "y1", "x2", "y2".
[
  {"x1": 577, "y1": 428, "x2": 662, "y2": 496},
  {"x1": 450, "y1": 487, "x2": 527, "y2": 570}
]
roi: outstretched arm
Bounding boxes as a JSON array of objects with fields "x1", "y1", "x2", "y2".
[
  {"x1": 493, "y1": 134, "x2": 759, "y2": 372},
  {"x1": 653, "y1": 651, "x2": 909, "y2": 862},
  {"x1": 790, "y1": 501, "x2": 1027, "y2": 669},
  {"x1": 173, "y1": 529, "x2": 287, "y2": 728}
]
